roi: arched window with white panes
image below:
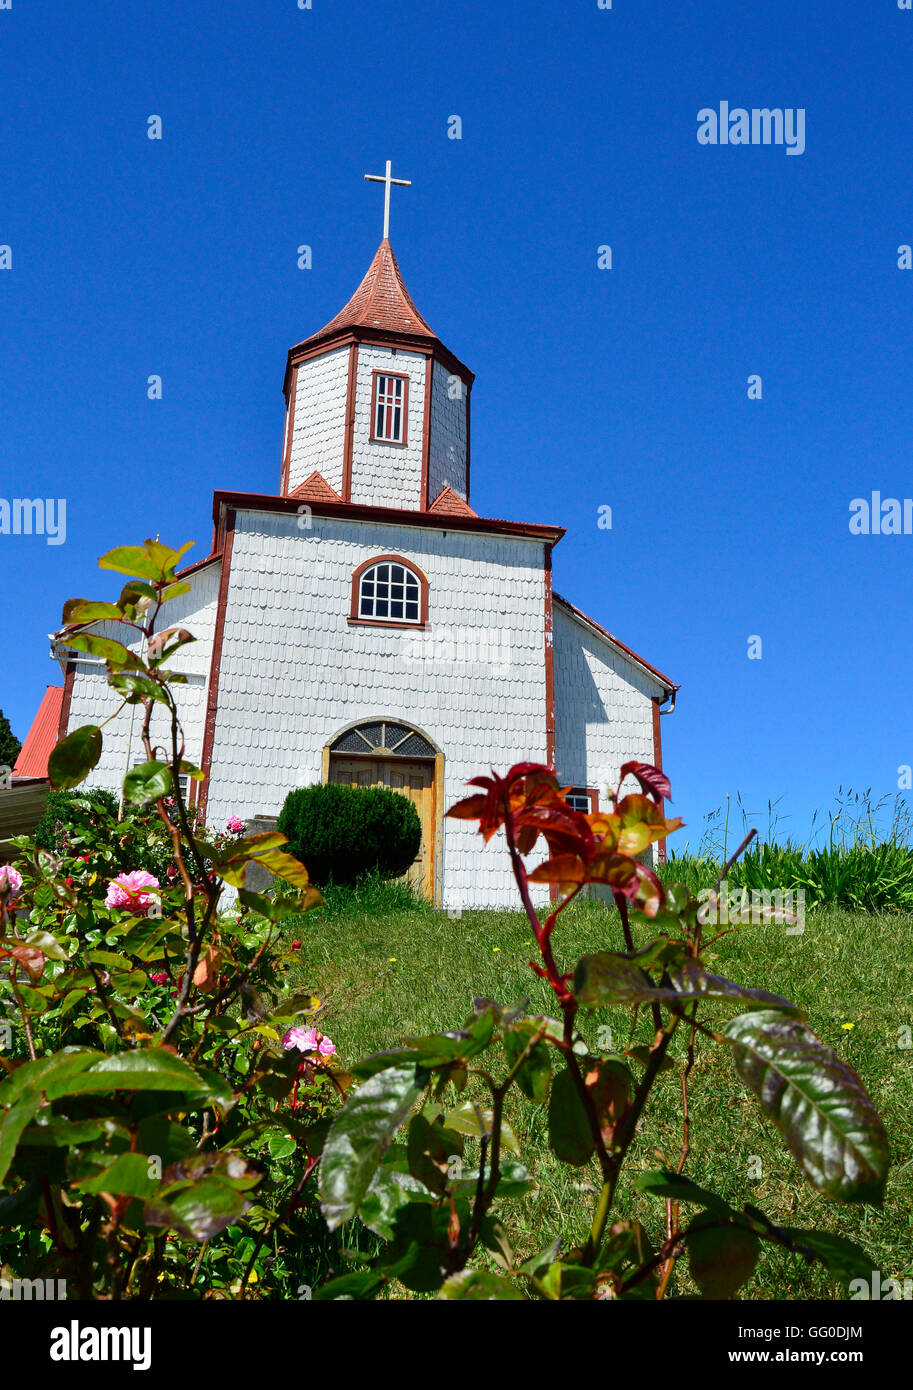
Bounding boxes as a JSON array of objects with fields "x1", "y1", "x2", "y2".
[{"x1": 349, "y1": 555, "x2": 428, "y2": 627}]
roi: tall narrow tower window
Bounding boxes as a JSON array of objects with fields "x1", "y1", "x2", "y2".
[{"x1": 371, "y1": 372, "x2": 408, "y2": 444}]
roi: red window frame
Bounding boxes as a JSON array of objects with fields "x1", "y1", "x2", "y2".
[
  {"x1": 349, "y1": 554, "x2": 429, "y2": 628},
  {"x1": 370, "y1": 371, "x2": 409, "y2": 446}
]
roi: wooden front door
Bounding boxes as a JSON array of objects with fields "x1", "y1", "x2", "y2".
[{"x1": 328, "y1": 756, "x2": 435, "y2": 898}]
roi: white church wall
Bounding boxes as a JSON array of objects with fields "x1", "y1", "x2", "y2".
[
  {"x1": 287, "y1": 348, "x2": 350, "y2": 496},
  {"x1": 428, "y1": 358, "x2": 468, "y2": 502},
  {"x1": 349, "y1": 347, "x2": 426, "y2": 509},
  {"x1": 206, "y1": 508, "x2": 551, "y2": 907},
  {"x1": 553, "y1": 602, "x2": 663, "y2": 806},
  {"x1": 64, "y1": 560, "x2": 221, "y2": 800}
]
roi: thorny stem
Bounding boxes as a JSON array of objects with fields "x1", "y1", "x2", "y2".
[
  {"x1": 8, "y1": 968, "x2": 37, "y2": 1061},
  {"x1": 238, "y1": 1155, "x2": 319, "y2": 1299},
  {"x1": 616, "y1": 891, "x2": 663, "y2": 1033},
  {"x1": 582, "y1": 1018, "x2": 679, "y2": 1265}
]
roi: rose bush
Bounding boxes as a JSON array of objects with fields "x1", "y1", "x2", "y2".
[
  {"x1": 0, "y1": 540, "x2": 341, "y2": 1298},
  {"x1": 0, "y1": 536, "x2": 892, "y2": 1301}
]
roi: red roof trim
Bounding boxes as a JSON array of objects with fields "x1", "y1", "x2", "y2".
[
  {"x1": 553, "y1": 592, "x2": 678, "y2": 693},
  {"x1": 12, "y1": 685, "x2": 64, "y2": 779},
  {"x1": 176, "y1": 551, "x2": 222, "y2": 580},
  {"x1": 283, "y1": 330, "x2": 473, "y2": 400},
  {"x1": 211, "y1": 490, "x2": 565, "y2": 545}
]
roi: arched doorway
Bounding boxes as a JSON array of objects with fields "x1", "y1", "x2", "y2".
[{"x1": 322, "y1": 719, "x2": 442, "y2": 901}]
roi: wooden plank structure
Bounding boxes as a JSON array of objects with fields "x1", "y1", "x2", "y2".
[{"x1": 0, "y1": 780, "x2": 49, "y2": 864}]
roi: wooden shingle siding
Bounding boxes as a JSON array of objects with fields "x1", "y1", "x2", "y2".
[
  {"x1": 552, "y1": 602, "x2": 667, "y2": 865},
  {"x1": 428, "y1": 358, "x2": 469, "y2": 503},
  {"x1": 287, "y1": 347, "x2": 350, "y2": 498},
  {"x1": 204, "y1": 509, "x2": 551, "y2": 908},
  {"x1": 350, "y1": 348, "x2": 426, "y2": 509},
  {"x1": 63, "y1": 562, "x2": 222, "y2": 799}
]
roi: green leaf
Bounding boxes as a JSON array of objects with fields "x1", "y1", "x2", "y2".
[
  {"x1": 724, "y1": 1011, "x2": 890, "y2": 1203},
  {"x1": 401, "y1": 1011, "x2": 495, "y2": 1068},
  {"x1": 23, "y1": 929, "x2": 72, "y2": 962},
  {"x1": 76, "y1": 1152, "x2": 162, "y2": 1199},
  {"x1": 248, "y1": 848, "x2": 314, "y2": 892},
  {"x1": 18, "y1": 1118, "x2": 116, "y2": 1148},
  {"x1": 48, "y1": 725, "x2": 102, "y2": 791},
  {"x1": 669, "y1": 961, "x2": 801, "y2": 1015},
  {"x1": 312, "y1": 1272, "x2": 386, "y2": 1301},
  {"x1": 687, "y1": 1217, "x2": 759, "y2": 1298},
  {"x1": 547, "y1": 1068, "x2": 595, "y2": 1166},
  {"x1": 439, "y1": 1269, "x2": 524, "y2": 1300},
  {"x1": 146, "y1": 1178, "x2": 249, "y2": 1242},
  {"x1": 0, "y1": 1050, "x2": 98, "y2": 1105},
  {"x1": 320, "y1": 1061, "x2": 429, "y2": 1230},
  {"x1": 574, "y1": 951, "x2": 800, "y2": 1015},
  {"x1": 406, "y1": 1114, "x2": 460, "y2": 1196},
  {"x1": 350, "y1": 1049, "x2": 422, "y2": 1081},
  {"x1": 442, "y1": 1102, "x2": 521, "y2": 1155},
  {"x1": 62, "y1": 599, "x2": 124, "y2": 624},
  {"x1": 573, "y1": 951, "x2": 681, "y2": 1008},
  {"x1": 39, "y1": 1050, "x2": 231, "y2": 1104},
  {"x1": 452, "y1": 1159, "x2": 534, "y2": 1201},
  {"x1": 99, "y1": 545, "x2": 170, "y2": 581},
  {"x1": 64, "y1": 632, "x2": 131, "y2": 663},
  {"x1": 161, "y1": 582, "x2": 191, "y2": 601},
  {"x1": 267, "y1": 1133, "x2": 297, "y2": 1162},
  {"x1": 122, "y1": 760, "x2": 174, "y2": 806},
  {"x1": 0, "y1": 1093, "x2": 41, "y2": 1184},
  {"x1": 633, "y1": 1169, "x2": 736, "y2": 1219},
  {"x1": 776, "y1": 1226, "x2": 879, "y2": 1286},
  {"x1": 117, "y1": 580, "x2": 157, "y2": 608},
  {"x1": 109, "y1": 672, "x2": 169, "y2": 705},
  {"x1": 238, "y1": 888, "x2": 323, "y2": 921},
  {"x1": 504, "y1": 1018, "x2": 551, "y2": 1103},
  {"x1": 359, "y1": 1168, "x2": 413, "y2": 1239}
]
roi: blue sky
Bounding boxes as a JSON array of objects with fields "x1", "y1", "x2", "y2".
[{"x1": 2, "y1": 0, "x2": 911, "y2": 851}]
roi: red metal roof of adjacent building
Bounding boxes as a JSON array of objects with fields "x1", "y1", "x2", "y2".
[
  {"x1": 297, "y1": 239, "x2": 438, "y2": 350},
  {"x1": 13, "y1": 685, "x2": 63, "y2": 779}
]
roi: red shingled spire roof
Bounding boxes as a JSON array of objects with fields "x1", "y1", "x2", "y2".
[{"x1": 298, "y1": 239, "x2": 437, "y2": 348}]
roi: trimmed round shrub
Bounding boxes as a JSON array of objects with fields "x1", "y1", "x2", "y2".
[
  {"x1": 277, "y1": 782, "x2": 422, "y2": 886},
  {"x1": 33, "y1": 788, "x2": 120, "y2": 852}
]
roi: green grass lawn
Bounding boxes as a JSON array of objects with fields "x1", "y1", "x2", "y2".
[{"x1": 283, "y1": 883, "x2": 913, "y2": 1298}]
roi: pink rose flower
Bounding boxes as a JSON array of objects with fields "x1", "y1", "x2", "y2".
[
  {"x1": 105, "y1": 869, "x2": 160, "y2": 914},
  {"x1": 149, "y1": 972, "x2": 168, "y2": 985},
  {"x1": 282, "y1": 1026, "x2": 318, "y2": 1053},
  {"x1": 226, "y1": 816, "x2": 244, "y2": 834},
  {"x1": 0, "y1": 865, "x2": 23, "y2": 898},
  {"x1": 281, "y1": 1026, "x2": 336, "y2": 1058}
]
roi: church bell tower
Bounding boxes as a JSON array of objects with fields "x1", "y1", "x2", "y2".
[{"x1": 279, "y1": 163, "x2": 475, "y2": 516}]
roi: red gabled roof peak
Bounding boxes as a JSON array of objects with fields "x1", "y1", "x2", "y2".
[
  {"x1": 288, "y1": 471, "x2": 343, "y2": 503},
  {"x1": 297, "y1": 239, "x2": 437, "y2": 349},
  {"x1": 427, "y1": 486, "x2": 477, "y2": 518}
]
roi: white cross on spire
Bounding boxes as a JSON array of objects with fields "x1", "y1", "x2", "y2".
[{"x1": 364, "y1": 160, "x2": 412, "y2": 241}]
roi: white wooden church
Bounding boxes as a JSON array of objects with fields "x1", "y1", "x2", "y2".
[{"x1": 43, "y1": 167, "x2": 677, "y2": 908}]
